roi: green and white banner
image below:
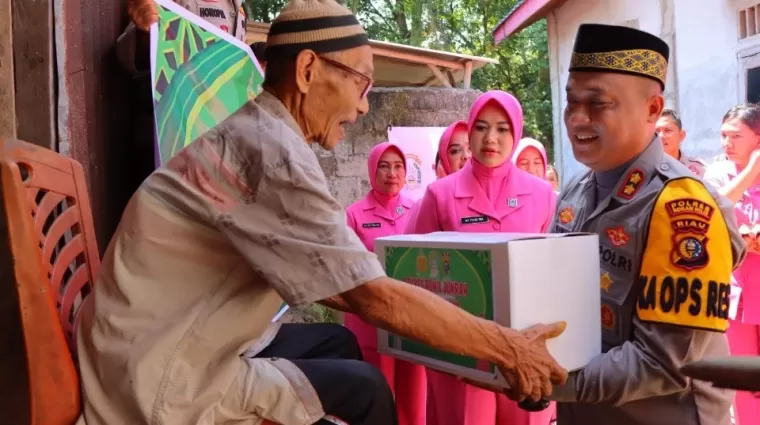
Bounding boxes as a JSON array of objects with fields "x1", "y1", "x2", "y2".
[
  {"x1": 149, "y1": 0, "x2": 264, "y2": 163},
  {"x1": 149, "y1": 0, "x2": 287, "y2": 322}
]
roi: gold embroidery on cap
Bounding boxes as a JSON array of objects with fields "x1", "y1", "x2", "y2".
[{"x1": 570, "y1": 49, "x2": 667, "y2": 85}]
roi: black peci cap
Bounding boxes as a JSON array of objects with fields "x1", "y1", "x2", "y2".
[{"x1": 569, "y1": 24, "x2": 670, "y2": 89}]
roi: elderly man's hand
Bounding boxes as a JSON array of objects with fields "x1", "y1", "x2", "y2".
[
  {"x1": 461, "y1": 321, "x2": 568, "y2": 402},
  {"x1": 128, "y1": 0, "x2": 159, "y2": 31}
]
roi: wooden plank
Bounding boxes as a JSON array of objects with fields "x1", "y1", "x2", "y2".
[
  {"x1": 463, "y1": 60, "x2": 473, "y2": 89},
  {"x1": 13, "y1": 0, "x2": 55, "y2": 149},
  {"x1": 374, "y1": 45, "x2": 465, "y2": 71},
  {"x1": 445, "y1": 69, "x2": 455, "y2": 87},
  {"x1": 427, "y1": 64, "x2": 452, "y2": 88},
  {"x1": 0, "y1": 0, "x2": 16, "y2": 138},
  {"x1": 57, "y1": 0, "x2": 134, "y2": 252}
]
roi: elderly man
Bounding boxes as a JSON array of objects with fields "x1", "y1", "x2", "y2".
[
  {"x1": 655, "y1": 108, "x2": 707, "y2": 177},
  {"x1": 76, "y1": 1, "x2": 567, "y2": 424},
  {"x1": 549, "y1": 24, "x2": 746, "y2": 425}
]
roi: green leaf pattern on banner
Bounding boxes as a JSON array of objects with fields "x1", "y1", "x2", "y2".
[{"x1": 152, "y1": 4, "x2": 264, "y2": 163}]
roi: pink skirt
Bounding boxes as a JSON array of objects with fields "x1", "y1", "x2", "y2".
[
  {"x1": 426, "y1": 369, "x2": 556, "y2": 425},
  {"x1": 344, "y1": 313, "x2": 427, "y2": 425}
]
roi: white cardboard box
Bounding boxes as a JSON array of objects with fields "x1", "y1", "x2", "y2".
[{"x1": 375, "y1": 232, "x2": 601, "y2": 388}]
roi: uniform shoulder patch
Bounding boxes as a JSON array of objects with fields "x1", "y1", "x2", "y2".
[{"x1": 636, "y1": 177, "x2": 732, "y2": 332}]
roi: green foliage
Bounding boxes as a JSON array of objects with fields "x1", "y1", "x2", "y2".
[
  {"x1": 243, "y1": 0, "x2": 553, "y2": 159},
  {"x1": 243, "y1": 0, "x2": 287, "y2": 22}
]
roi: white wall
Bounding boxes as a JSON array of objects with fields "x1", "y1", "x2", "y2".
[
  {"x1": 547, "y1": 0, "x2": 750, "y2": 186},
  {"x1": 547, "y1": 0, "x2": 664, "y2": 185},
  {"x1": 673, "y1": 0, "x2": 745, "y2": 161}
]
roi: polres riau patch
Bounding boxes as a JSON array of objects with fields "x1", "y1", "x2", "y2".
[
  {"x1": 666, "y1": 198, "x2": 715, "y2": 271},
  {"x1": 636, "y1": 177, "x2": 732, "y2": 332}
]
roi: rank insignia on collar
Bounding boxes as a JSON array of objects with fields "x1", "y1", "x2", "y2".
[
  {"x1": 617, "y1": 169, "x2": 645, "y2": 200},
  {"x1": 396, "y1": 206, "x2": 404, "y2": 215},
  {"x1": 605, "y1": 226, "x2": 630, "y2": 247},
  {"x1": 600, "y1": 272, "x2": 614, "y2": 292},
  {"x1": 559, "y1": 206, "x2": 574, "y2": 224}
]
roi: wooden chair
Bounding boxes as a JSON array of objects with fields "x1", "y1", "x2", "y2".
[{"x1": 0, "y1": 138, "x2": 99, "y2": 425}]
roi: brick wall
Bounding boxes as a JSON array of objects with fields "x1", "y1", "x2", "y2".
[{"x1": 313, "y1": 87, "x2": 481, "y2": 206}]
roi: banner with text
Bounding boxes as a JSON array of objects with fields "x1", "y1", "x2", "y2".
[{"x1": 388, "y1": 126, "x2": 446, "y2": 201}]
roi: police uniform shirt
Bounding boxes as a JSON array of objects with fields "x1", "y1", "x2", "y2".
[
  {"x1": 551, "y1": 138, "x2": 746, "y2": 425},
  {"x1": 175, "y1": 0, "x2": 247, "y2": 42},
  {"x1": 116, "y1": 0, "x2": 248, "y2": 78},
  {"x1": 595, "y1": 155, "x2": 637, "y2": 204},
  {"x1": 678, "y1": 150, "x2": 707, "y2": 178},
  {"x1": 549, "y1": 23, "x2": 747, "y2": 425}
]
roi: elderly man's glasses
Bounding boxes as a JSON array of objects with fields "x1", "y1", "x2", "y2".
[{"x1": 319, "y1": 56, "x2": 373, "y2": 99}]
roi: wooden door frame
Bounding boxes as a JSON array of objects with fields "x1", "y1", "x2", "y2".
[
  {"x1": 0, "y1": 0, "x2": 55, "y2": 149},
  {"x1": 0, "y1": 0, "x2": 15, "y2": 139}
]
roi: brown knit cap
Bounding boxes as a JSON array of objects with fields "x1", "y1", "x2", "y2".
[{"x1": 266, "y1": 0, "x2": 369, "y2": 58}]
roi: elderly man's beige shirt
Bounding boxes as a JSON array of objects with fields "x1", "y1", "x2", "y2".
[{"x1": 76, "y1": 91, "x2": 385, "y2": 425}]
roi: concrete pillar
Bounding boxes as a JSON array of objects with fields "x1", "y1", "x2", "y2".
[{"x1": 660, "y1": 0, "x2": 679, "y2": 110}]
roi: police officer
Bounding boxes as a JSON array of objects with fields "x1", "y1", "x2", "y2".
[
  {"x1": 549, "y1": 24, "x2": 747, "y2": 425},
  {"x1": 115, "y1": 0, "x2": 248, "y2": 207},
  {"x1": 126, "y1": 0, "x2": 247, "y2": 41},
  {"x1": 655, "y1": 108, "x2": 707, "y2": 177}
]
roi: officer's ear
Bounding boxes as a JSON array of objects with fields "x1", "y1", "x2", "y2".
[{"x1": 641, "y1": 79, "x2": 664, "y2": 123}]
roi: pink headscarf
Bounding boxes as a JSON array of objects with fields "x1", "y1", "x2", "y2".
[
  {"x1": 466, "y1": 90, "x2": 525, "y2": 201},
  {"x1": 437, "y1": 121, "x2": 468, "y2": 176},
  {"x1": 467, "y1": 90, "x2": 524, "y2": 163},
  {"x1": 512, "y1": 137, "x2": 548, "y2": 171},
  {"x1": 368, "y1": 142, "x2": 406, "y2": 210}
]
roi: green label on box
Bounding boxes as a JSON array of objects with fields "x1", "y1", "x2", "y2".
[{"x1": 384, "y1": 246, "x2": 494, "y2": 372}]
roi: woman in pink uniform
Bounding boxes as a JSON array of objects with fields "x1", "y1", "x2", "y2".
[
  {"x1": 704, "y1": 104, "x2": 760, "y2": 425},
  {"x1": 344, "y1": 142, "x2": 426, "y2": 425},
  {"x1": 513, "y1": 137, "x2": 549, "y2": 180},
  {"x1": 406, "y1": 90, "x2": 557, "y2": 425},
  {"x1": 409, "y1": 120, "x2": 471, "y2": 225},
  {"x1": 435, "y1": 120, "x2": 471, "y2": 178}
]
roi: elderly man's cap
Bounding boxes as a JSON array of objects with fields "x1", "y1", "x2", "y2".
[
  {"x1": 266, "y1": 0, "x2": 369, "y2": 58},
  {"x1": 570, "y1": 24, "x2": 670, "y2": 89}
]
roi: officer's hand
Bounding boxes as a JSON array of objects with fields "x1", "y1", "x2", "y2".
[{"x1": 128, "y1": 0, "x2": 159, "y2": 31}]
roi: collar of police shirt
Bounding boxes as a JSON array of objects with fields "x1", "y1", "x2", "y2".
[{"x1": 576, "y1": 137, "x2": 664, "y2": 216}]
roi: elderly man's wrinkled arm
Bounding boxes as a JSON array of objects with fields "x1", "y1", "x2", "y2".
[
  {"x1": 339, "y1": 277, "x2": 569, "y2": 402},
  {"x1": 319, "y1": 296, "x2": 353, "y2": 313}
]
